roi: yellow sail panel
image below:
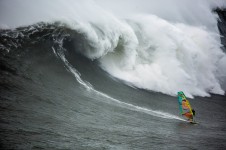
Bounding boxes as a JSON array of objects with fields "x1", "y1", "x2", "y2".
[
  {"x1": 185, "y1": 99, "x2": 193, "y2": 116},
  {"x1": 182, "y1": 99, "x2": 193, "y2": 120}
]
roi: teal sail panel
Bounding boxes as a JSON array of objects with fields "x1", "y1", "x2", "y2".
[{"x1": 178, "y1": 91, "x2": 187, "y2": 114}]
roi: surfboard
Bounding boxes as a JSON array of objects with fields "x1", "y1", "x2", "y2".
[{"x1": 189, "y1": 121, "x2": 198, "y2": 124}]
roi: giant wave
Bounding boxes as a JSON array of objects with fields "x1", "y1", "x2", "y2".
[{"x1": 1, "y1": 0, "x2": 226, "y2": 97}]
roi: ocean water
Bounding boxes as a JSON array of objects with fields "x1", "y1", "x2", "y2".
[{"x1": 1, "y1": 0, "x2": 226, "y2": 149}]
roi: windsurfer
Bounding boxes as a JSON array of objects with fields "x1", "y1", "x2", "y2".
[{"x1": 178, "y1": 91, "x2": 196, "y2": 123}]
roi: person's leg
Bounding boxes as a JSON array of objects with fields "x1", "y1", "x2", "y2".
[{"x1": 184, "y1": 113, "x2": 193, "y2": 122}]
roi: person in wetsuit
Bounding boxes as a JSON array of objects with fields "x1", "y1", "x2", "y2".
[{"x1": 192, "y1": 109, "x2": 195, "y2": 116}]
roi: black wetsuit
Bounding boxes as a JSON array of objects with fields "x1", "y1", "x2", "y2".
[{"x1": 192, "y1": 109, "x2": 195, "y2": 116}]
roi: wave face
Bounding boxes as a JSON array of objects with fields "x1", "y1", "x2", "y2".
[{"x1": 1, "y1": 0, "x2": 226, "y2": 98}]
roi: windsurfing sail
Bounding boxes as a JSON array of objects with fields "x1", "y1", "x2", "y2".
[{"x1": 177, "y1": 91, "x2": 194, "y2": 122}]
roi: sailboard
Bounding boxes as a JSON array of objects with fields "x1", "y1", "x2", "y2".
[{"x1": 177, "y1": 91, "x2": 196, "y2": 124}]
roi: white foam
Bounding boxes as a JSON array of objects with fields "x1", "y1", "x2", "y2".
[
  {"x1": 99, "y1": 15, "x2": 225, "y2": 97},
  {"x1": 1, "y1": 0, "x2": 226, "y2": 97}
]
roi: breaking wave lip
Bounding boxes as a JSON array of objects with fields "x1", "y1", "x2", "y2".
[
  {"x1": 1, "y1": 16, "x2": 226, "y2": 98},
  {"x1": 1, "y1": 0, "x2": 226, "y2": 98},
  {"x1": 1, "y1": 18, "x2": 225, "y2": 122},
  {"x1": 64, "y1": 16, "x2": 226, "y2": 98}
]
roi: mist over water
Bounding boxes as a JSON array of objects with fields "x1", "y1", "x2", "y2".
[{"x1": 1, "y1": 0, "x2": 226, "y2": 97}]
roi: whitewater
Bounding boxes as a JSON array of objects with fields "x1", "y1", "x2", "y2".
[{"x1": 1, "y1": 0, "x2": 226, "y2": 97}]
